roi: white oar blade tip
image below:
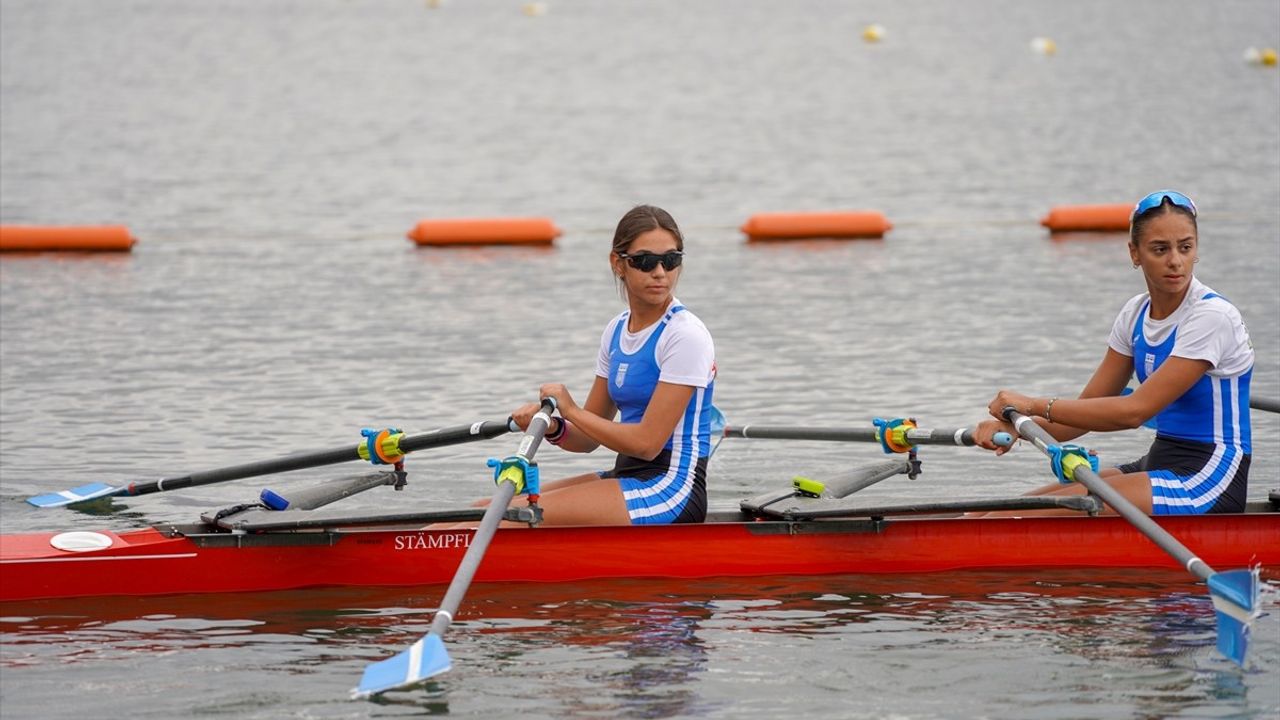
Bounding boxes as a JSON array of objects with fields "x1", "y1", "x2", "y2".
[
  {"x1": 1207, "y1": 567, "x2": 1261, "y2": 666},
  {"x1": 26, "y1": 483, "x2": 119, "y2": 508},
  {"x1": 351, "y1": 635, "x2": 451, "y2": 700}
]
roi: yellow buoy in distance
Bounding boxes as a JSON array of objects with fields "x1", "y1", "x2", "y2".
[
  {"x1": 1243, "y1": 47, "x2": 1277, "y2": 66},
  {"x1": 523, "y1": 2, "x2": 548, "y2": 16},
  {"x1": 862, "y1": 24, "x2": 885, "y2": 43},
  {"x1": 1030, "y1": 37, "x2": 1057, "y2": 56}
]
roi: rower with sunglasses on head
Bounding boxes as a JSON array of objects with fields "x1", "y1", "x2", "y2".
[
  {"x1": 506, "y1": 204, "x2": 717, "y2": 525},
  {"x1": 973, "y1": 190, "x2": 1254, "y2": 516}
]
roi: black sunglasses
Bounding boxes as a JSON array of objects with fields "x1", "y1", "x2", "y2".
[{"x1": 617, "y1": 250, "x2": 683, "y2": 272}]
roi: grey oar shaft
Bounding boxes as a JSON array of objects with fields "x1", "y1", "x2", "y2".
[
  {"x1": 1006, "y1": 410, "x2": 1215, "y2": 582},
  {"x1": 725, "y1": 425, "x2": 979, "y2": 446},
  {"x1": 426, "y1": 404, "x2": 553, "y2": 639},
  {"x1": 274, "y1": 472, "x2": 399, "y2": 510},
  {"x1": 427, "y1": 480, "x2": 516, "y2": 638}
]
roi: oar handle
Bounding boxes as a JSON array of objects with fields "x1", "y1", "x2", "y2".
[
  {"x1": 124, "y1": 419, "x2": 518, "y2": 497},
  {"x1": 724, "y1": 424, "x2": 1009, "y2": 447},
  {"x1": 1000, "y1": 407, "x2": 1216, "y2": 582}
]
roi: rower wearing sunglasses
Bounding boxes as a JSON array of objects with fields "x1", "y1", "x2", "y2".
[
  {"x1": 974, "y1": 190, "x2": 1254, "y2": 516},
  {"x1": 506, "y1": 204, "x2": 717, "y2": 525}
]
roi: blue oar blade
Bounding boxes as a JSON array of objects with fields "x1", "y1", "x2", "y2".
[
  {"x1": 26, "y1": 482, "x2": 120, "y2": 508},
  {"x1": 351, "y1": 634, "x2": 451, "y2": 700},
  {"x1": 1206, "y1": 567, "x2": 1260, "y2": 666}
]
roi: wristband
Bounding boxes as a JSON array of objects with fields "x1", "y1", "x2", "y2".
[
  {"x1": 545, "y1": 417, "x2": 568, "y2": 445},
  {"x1": 1045, "y1": 397, "x2": 1058, "y2": 423}
]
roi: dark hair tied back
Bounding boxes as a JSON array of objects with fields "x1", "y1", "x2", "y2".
[{"x1": 612, "y1": 205, "x2": 684, "y2": 255}]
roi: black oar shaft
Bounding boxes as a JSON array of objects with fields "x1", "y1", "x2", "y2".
[
  {"x1": 126, "y1": 420, "x2": 514, "y2": 497},
  {"x1": 1004, "y1": 409, "x2": 1215, "y2": 582},
  {"x1": 725, "y1": 425, "x2": 980, "y2": 446}
]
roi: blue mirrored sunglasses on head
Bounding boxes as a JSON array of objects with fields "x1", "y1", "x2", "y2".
[
  {"x1": 617, "y1": 250, "x2": 683, "y2": 272},
  {"x1": 1132, "y1": 190, "x2": 1197, "y2": 219}
]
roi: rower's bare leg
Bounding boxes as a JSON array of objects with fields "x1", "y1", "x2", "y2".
[
  {"x1": 501, "y1": 476, "x2": 630, "y2": 527},
  {"x1": 971, "y1": 470, "x2": 1153, "y2": 517},
  {"x1": 437, "y1": 473, "x2": 629, "y2": 528},
  {"x1": 1017, "y1": 466, "x2": 1123, "y2": 497}
]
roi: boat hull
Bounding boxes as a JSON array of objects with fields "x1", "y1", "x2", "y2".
[{"x1": 2, "y1": 512, "x2": 1277, "y2": 602}]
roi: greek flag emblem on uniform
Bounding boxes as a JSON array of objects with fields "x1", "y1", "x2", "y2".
[{"x1": 615, "y1": 363, "x2": 628, "y2": 388}]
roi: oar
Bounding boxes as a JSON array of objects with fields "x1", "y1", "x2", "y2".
[
  {"x1": 724, "y1": 422, "x2": 1012, "y2": 448},
  {"x1": 27, "y1": 419, "x2": 518, "y2": 508},
  {"x1": 351, "y1": 398, "x2": 556, "y2": 699},
  {"x1": 1251, "y1": 395, "x2": 1279, "y2": 414},
  {"x1": 1001, "y1": 407, "x2": 1259, "y2": 666}
]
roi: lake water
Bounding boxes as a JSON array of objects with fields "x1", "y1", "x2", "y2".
[{"x1": 2, "y1": 0, "x2": 1278, "y2": 717}]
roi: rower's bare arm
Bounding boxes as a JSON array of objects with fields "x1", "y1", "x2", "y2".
[
  {"x1": 549, "y1": 376, "x2": 616, "y2": 453},
  {"x1": 1049, "y1": 351, "x2": 1210, "y2": 433},
  {"x1": 562, "y1": 380, "x2": 695, "y2": 461},
  {"x1": 983, "y1": 349, "x2": 1134, "y2": 449},
  {"x1": 1038, "y1": 349, "x2": 1136, "y2": 441}
]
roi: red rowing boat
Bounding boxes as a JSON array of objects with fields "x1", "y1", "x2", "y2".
[{"x1": 4, "y1": 506, "x2": 1277, "y2": 603}]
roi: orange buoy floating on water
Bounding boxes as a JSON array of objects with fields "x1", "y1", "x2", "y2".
[
  {"x1": 740, "y1": 211, "x2": 892, "y2": 241},
  {"x1": 0, "y1": 225, "x2": 136, "y2": 252},
  {"x1": 1039, "y1": 204, "x2": 1132, "y2": 233},
  {"x1": 406, "y1": 217, "x2": 561, "y2": 246}
]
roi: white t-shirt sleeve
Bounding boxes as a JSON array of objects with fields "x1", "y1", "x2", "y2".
[
  {"x1": 1106, "y1": 293, "x2": 1147, "y2": 358},
  {"x1": 655, "y1": 313, "x2": 716, "y2": 388},
  {"x1": 1172, "y1": 300, "x2": 1254, "y2": 375}
]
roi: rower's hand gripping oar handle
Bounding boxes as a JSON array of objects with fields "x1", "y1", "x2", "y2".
[{"x1": 488, "y1": 399, "x2": 556, "y2": 499}]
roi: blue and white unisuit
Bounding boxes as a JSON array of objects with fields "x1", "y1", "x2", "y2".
[
  {"x1": 1108, "y1": 279, "x2": 1253, "y2": 514},
  {"x1": 597, "y1": 302, "x2": 715, "y2": 524}
]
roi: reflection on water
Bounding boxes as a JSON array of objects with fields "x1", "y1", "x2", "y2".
[{"x1": 3, "y1": 571, "x2": 1276, "y2": 718}]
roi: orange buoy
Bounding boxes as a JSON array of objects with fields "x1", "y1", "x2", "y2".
[
  {"x1": 740, "y1": 211, "x2": 892, "y2": 241},
  {"x1": 1039, "y1": 204, "x2": 1132, "y2": 233},
  {"x1": 406, "y1": 217, "x2": 561, "y2": 246},
  {"x1": 0, "y1": 225, "x2": 136, "y2": 252}
]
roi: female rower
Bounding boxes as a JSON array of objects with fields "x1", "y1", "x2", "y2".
[
  {"x1": 975, "y1": 189, "x2": 1254, "y2": 515},
  {"x1": 507, "y1": 204, "x2": 717, "y2": 525}
]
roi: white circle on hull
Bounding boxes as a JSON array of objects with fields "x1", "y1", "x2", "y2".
[{"x1": 50, "y1": 531, "x2": 113, "y2": 552}]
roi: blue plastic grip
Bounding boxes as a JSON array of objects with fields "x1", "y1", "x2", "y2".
[
  {"x1": 1046, "y1": 444, "x2": 1100, "y2": 484},
  {"x1": 487, "y1": 456, "x2": 540, "y2": 496}
]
